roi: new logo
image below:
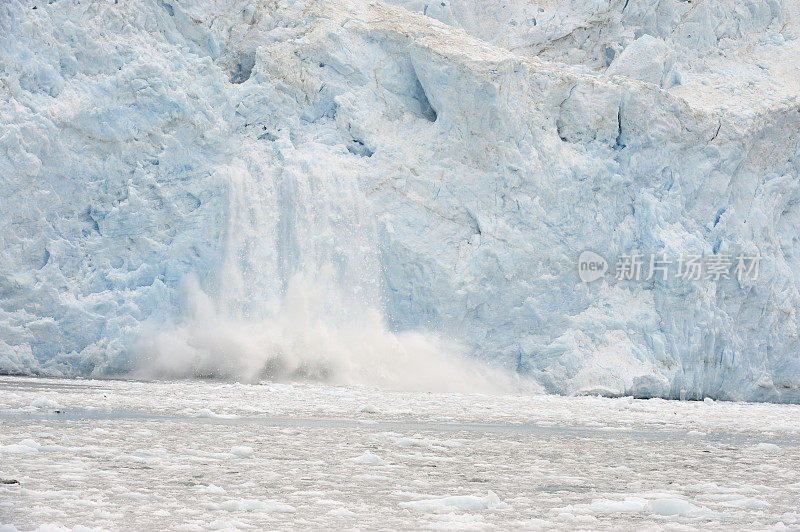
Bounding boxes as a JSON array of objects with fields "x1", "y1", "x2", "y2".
[{"x1": 577, "y1": 250, "x2": 608, "y2": 283}]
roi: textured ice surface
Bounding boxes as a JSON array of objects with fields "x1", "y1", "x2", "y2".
[
  {"x1": 1, "y1": 0, "x2": 800, "y2": 401},
  {"x1": 1, "y1": 377, "x2": 800, "y2": 529}
]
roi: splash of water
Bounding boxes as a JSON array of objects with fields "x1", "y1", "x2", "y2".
[
  {"x1": 131, "y1": 272, "x2": 527, "y2": 392},
  {"x1": 130, "y1": 154, "x2": 531, "y2": 393}
]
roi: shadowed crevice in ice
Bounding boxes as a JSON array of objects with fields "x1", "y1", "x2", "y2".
[
  {"x1": 228, "y1": 51, "x2": 256, "y2": 84},
  {"x1": 409, "y1": 62, "x2": 438, "y2": 122}
]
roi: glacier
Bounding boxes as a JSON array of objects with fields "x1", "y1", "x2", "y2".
[{"x1": 1, "y1": 0, "x2": 799, "y2": 401}]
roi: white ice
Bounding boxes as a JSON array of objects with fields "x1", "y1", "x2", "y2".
[
  {"x1": 1, "y1": 0, "x2": 800, "y2": 401},
  {"x1": 1, "y1": 377, "x2": 800, "y2": 530}
]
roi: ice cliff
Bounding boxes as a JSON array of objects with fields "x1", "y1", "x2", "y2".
[{"x1": 1, "y1": 0, "x2": 799, "y2": 401}]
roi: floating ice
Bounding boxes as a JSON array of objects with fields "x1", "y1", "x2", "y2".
[
  {"x1": 753, "y1": 442, "x2": 781, "y2": 452},
  {"x1": 215, "y1": 499, "x2": 296, "y2": 513},
  {"x1": 197, "y1": 408, "x2": 240, "y2": 420},
  {"x1": 229, "y1": 446, "x2": 254, "y2": 458},
  {"x1": 401, "y1": 491, "x2": 509, "y2": 512},
  {"x1": 350, "y1": 453, "x2": 385, "y2": 465}
]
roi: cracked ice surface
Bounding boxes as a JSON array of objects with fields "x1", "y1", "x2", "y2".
[
  {"x1": 1, "y1": 377, "x2": 800, "y2": 530},
  {"x1": 1, "y1": 0, "x2": 800, "y2": 401}
]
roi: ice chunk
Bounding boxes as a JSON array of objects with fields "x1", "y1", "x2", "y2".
[
  {"x1": 30, "y1": 397, "x2": 60, "y2": 410},
  {"x1": 401, "y1": 491, "x2": 509, "y2": 512},
  {"x1": 588, "y1": 497, "x2": 648, "y2": 513},
  {"x1": 752, "y1": 442, "x2": 781, "y2": 452},
  {"x1": 645, "y1": 498, "x2": 710, "y2": 517},
  {"x1": 350, "y1": 453, "x2": 385, "y2": 465},
  {"x1": 0, "y1": 439, "x2": 41, "y2": 454},
  {"x1": 589, "y1": 495, "x2": 710, "y2": 517},
  {"x1": 198, "y1": 484, "x2": 227, "y2": 495},
  {"x1": 229, "y1": 446, "x2": 254, "y2": 458},
  {"x1": 606, "y1": 35, "x2": 676, "y2": 87},
  {"x1": 216, "y1": 499, "x2": 296, "y2": 513},
  {"x1": 327, "y1": 507, "x2": 357, "y2": 517},
  {"x1": 197, "y1": 409, "x2": 240, "y2": 420}
]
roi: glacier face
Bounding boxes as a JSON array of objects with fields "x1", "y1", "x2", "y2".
[{"x1": 1, "y1": 0, "x2": 799, "y2": 401}]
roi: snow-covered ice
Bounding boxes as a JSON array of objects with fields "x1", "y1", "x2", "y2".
[
  {"x1": 1, "y1": 377, "x2": 800, "y2": 530},
  {"x1": 1, "y1": 0, "x2": 800, "y2": 401}
]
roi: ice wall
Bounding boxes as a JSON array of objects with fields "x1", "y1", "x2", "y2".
[{"x1": 1, "y1": 0, "x2": 799, "y2": 401}]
